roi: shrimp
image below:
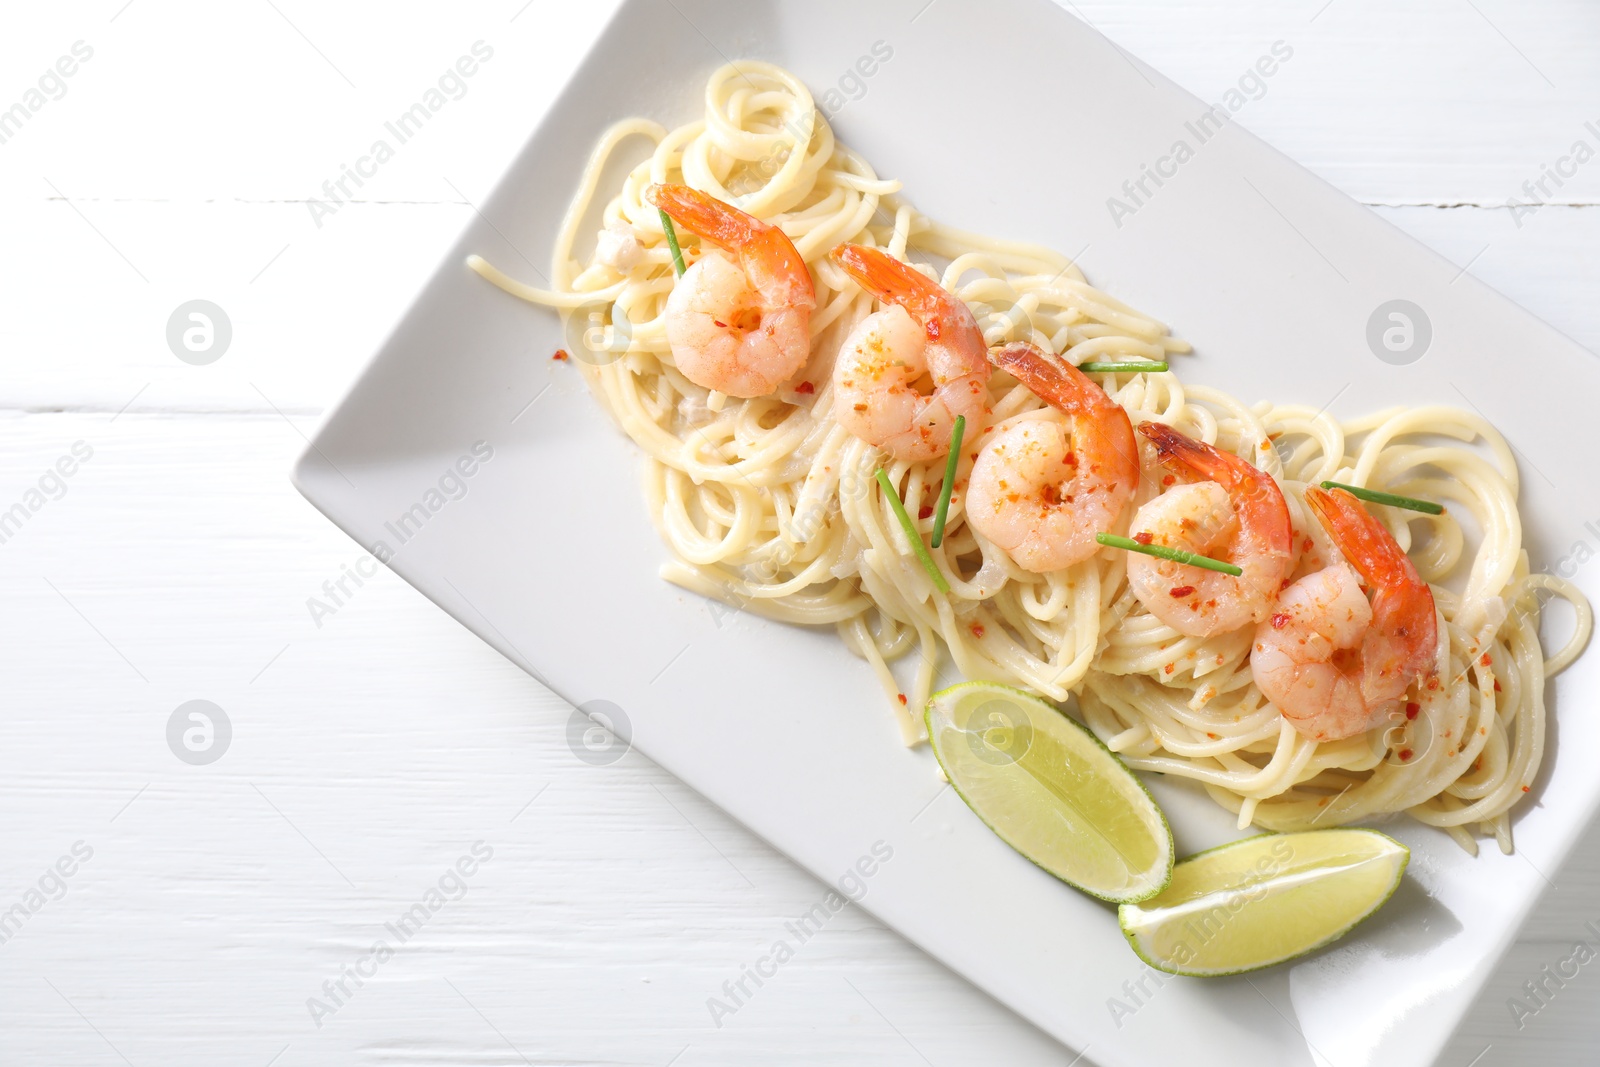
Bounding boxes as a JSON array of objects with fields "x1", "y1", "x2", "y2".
[
  {"x1": 828, "y1": 244, "x2": 989, "y2": 461},
  {"x1": 1252, "y1": 486, "x2": 1439, "y2": 742},
  {"x1": 1125, "y1": 422, "x2": 1296, "y2": 637},
  {"x1": 965, "y1": 342, "x2": 1139, "y2": 572},
  {"x1": 645, "y1": 183, "x2": 815, "y2": 398}
]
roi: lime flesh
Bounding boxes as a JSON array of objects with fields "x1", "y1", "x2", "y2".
[
  {"x1": 1118, "y1": 828, "x2": 1409, "y2": 976},
  {"x1": 925, "y1": 682, "x2": 1172, "y2": 904}
]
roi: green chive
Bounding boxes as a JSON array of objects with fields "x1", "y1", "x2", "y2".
[
  {"x1": 1319, "y1": 481, "x2": 1444, "y2": 515},
  {"x1": 1096, "y1": 532, "x2": 1243, "y2": 576},
  {"x1": 875, "y1": 468, "x2": 951, "y2": 594},
  {"x1": 1078, "y1": 361, "x2": 1169, "y2": 374},
  {"x1": 930, "y1": 415, "x2": 966, "y2": 549},
  {"x1": 659, "y1": 209, "x2": 687, "y2": 277}
]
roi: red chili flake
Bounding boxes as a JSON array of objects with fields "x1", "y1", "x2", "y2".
[
  {"x1": 918, "y1": 506, "x2": 934, "y2": 519},
  {"x1": 1405, "y1": 701, "x2": 1420, "y2": 720},
  {"x1": 1170, "y1": 585, "x2": 1196, "y2": 598},
  {"x1": 1163, "y1": 664, "x2": 1175, "y2": 675},
  {"x1": 1062, "y1": 451, "x2": 1078, "y2": 467},
  {"x1": 853, "y1": 403, "x2": 868, "y2": 412},
  {"x1": 1133, "y1": 531, "x2": 1154, "y2": 545},
  {"x1": 1493, "y1": 679, "x2": 1503, "y2": 692},
  {"x1": 713, "y1": 319, "x2": 728, "y2": 328},
  {"x1": 1398, "y1": 749, "x2": 1414, "y2": 762},
  {"x1": 1522, "y1": 785, "x2": 1531, "y2": 793},
  {"x1": 969, "y1": 452, "x2": 979, "y2": 461},
  {"x1": 1270, "y1": 612, "x2": 1291, "y2": 630},
  {"x1": 1161, "y1": 474, "x2": 1175, "y2": 486},
  {"x1": 1426, "y1": 676, "x2": 1440, "y2": 691},
  {"x1": 970, "y1": 623, "x2": 986, "y2": 639},
  {"x1": 1479, "y1": 653, "x2": 1492, "y2": 667},
  {"x1": 552, "y1": 349, "x2": 570, "y2": 361},
  {"x1": 795, "y1": 381, "x2": 815, "y2": 395},
  {"x1": 1206, "y1": 732, "x2": 1218, "y2": 740},
  {"x1": 1301, "y1": 538, "x2": 1313, "y2": 553},
  {"x1": 897, "y1": 693, "x2": 907, "y2": 706}
]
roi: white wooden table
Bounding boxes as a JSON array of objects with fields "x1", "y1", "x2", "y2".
[{"x1": 3, "y1": 2, "x2": 1597, "y2": 1064}]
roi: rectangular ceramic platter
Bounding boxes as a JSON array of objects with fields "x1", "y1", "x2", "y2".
[{"x1": 292, "y1": 1, "x2": 1600, "y2": 1063}]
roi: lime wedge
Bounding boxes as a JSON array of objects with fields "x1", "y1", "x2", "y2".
[
  {"x1": 924, "y1": 682, "x2": 1172, "y2": 904},
  {"x1": 1118, "y1": 828, "x2": 1409, "y2": 976}
]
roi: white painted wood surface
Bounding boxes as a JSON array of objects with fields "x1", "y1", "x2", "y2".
[{"x1": 2, "y1": 2, "x2": 1597, "y2": 1064}]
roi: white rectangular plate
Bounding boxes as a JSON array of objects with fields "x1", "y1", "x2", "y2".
[{"x1": 292, "y1": 2, "x2": 1600, "y2": 1063}]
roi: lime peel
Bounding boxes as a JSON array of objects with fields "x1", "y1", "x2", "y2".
[
  {"x1": 924, "y1": 681, "x2": 1173, "y2": 904},
  {"x1": 1117, "y1": 828, "x2": 1409, "y2": 977}
]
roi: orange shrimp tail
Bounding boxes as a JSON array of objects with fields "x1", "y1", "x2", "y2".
[
  {"x1": 645, "y1": 183, "x2": 761, "y2": 249},
  {"x1": 1304, "y1": 487, "x2": 1421, "y2": 592},
  {"x1": 992, "y1": 343, "x2": 1110, "y2": 417},
  {"x1": 992, "y1": 341, "x2": 1139, "y2": 486},
  {"x1": 1138, "y1": 422, "x2": 1237, "y2": 484},
  {"x1": 830, "y1": 244, "x2": 949, "y2": 319},
  {"x1": 830, "y1": 244, "x2": 986, "y2": 373},
  {"x1": 1139, "y1": 421, "x2": 1294, "y2": 562},
  {"x1": 648, "y1": 183, "x2": 814, "y2": 310}
]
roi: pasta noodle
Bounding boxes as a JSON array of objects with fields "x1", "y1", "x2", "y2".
[{"x1": 472, "y1": 61, "x2": 1591, "y2": 855}]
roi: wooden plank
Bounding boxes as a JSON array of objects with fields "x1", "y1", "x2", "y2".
[
  {"x1": 5, "y1": 1, "x2": 1599, "y2": 208},
  {"x1": 1073, "y1": 0, "x2": 1600, "y2": 206},
  {"x1": 0, "y1": 199, "x2": 474, "y2": 413}
]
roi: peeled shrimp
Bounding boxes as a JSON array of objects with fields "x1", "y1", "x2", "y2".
[
  {"x1": 1253, "y1": 486, "x2": 1440, "y2": 742},
  {"x1": 965, "y1": 342, "x2": 1138, "y2": 572},
  {"x1": 829, "y1": 244, "x2": 989, "y2": 462},
  {"x1": 1125, "y1": 422, "x2": 1296, "y2": 637},
  {"x1": 647, "y1": 183, "x2": 815, "y2": 398}
]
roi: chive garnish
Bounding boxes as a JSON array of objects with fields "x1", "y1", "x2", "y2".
[
  {"x1": 1096, "y1": 533, "x2": 1243, "y2": 576},
  {"x1": 659, "y1": 209, "x2": 687, "y2": 277},
  {"x1": 930, "y1": 415, "x2": 966, "y2": 549},
  {"x1": 1078, "y1": 361, "x2": 1169, "y2": 374},
  {"x1": 1319, "y1": 481, "x2": 1444, "y2": 515},
  {"x1": 875, "y1": 468, "x2": 951, "y2": 594}
]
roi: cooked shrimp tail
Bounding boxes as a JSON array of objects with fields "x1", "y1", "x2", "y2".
[
  {"x1": 831, "y1": 244, "x2": 983, "y2": 355},
  {"x1": 646, "y1": 183, "x2": 754, "y2": 249},
  {"x1": 648, "y1": 184, "x2": 815, "y2": 310},
  {"x1": 1142, "y1": 421, "x2": 1252, "y2": 493},
  {"x1": 991, "y1": 344, "x2": 1135, "y2": 446},
  {"x1": 1138, "y1": 421, "x2": 1294, "y2": 561}
]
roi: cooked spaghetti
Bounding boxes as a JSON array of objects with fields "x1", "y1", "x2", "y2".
[{"x1": 470, "y1": 61, "x2": 1590, "y2": 855}]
